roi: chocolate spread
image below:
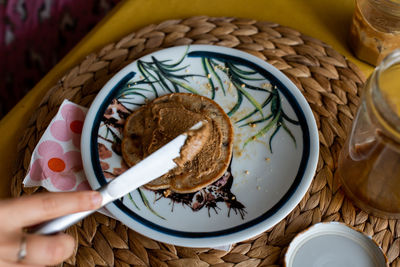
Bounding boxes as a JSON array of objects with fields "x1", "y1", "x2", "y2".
[
  {"x1": 174, "y1": 121, "x2": 211, "y2": 168},
  {"x1": 122, "y1": 93, "x2": 234, "y2": 193}
]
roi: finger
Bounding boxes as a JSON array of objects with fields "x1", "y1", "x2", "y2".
[
  {"x1": 19, "y1": 233, "x2": 74, "y2": 266},
  {"x1": 0, "y1": 233, "x2": 54, "y2": 266},
  {"x1": 0, "y1": 191, "x2": 102, "y2": 230}
]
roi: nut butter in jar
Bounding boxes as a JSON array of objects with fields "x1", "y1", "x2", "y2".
[
  {"x1": 349, "y1": 0, "x2": 400, "y2": 66},
  {"x1": 338, "y1": 49, "x2": 400, "y2": 219}
]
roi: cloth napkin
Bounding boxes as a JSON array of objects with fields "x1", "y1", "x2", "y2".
[
  {"x1": 23, "y1": 100, "x2": 116, "y2": 218},
  {"x1": 23, "y1": 99, "x2": 230, "y2": 251},
  {"x1": 24, "y1": 100, "x2": 89, "y2": 191}
]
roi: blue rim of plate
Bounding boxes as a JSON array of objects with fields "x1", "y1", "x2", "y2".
[{"x1": 84, "y1": 45, "x2": 317, "y2": 241}]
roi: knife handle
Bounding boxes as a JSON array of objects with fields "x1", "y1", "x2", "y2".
[
  {"x1": 29, "y1": 186, "x2": 114, "y2": 235},
  {"x1": 30, "y1": 209, "x2": 96, "y2": 235}
]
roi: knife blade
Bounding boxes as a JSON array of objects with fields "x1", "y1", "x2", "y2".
[{"x1": 31, "y1": 121, "x2": 205, "y2": 235}]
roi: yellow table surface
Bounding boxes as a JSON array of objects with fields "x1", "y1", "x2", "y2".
[{"x1": 0, "y1": 0, "x2": 374, "y2": 198}]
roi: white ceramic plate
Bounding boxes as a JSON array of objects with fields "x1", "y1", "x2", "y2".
[{"x1": 81, "y1": 45, "x2": 319, "y2": 247}]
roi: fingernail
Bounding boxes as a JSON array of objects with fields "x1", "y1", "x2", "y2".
[{"x1": 91, "y1": 192, "x2": 102, "y2": 207}]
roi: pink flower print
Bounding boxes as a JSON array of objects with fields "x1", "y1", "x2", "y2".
[
  {"x1": 29, "y1": 140, "x2": 82, "y2": 190},
  {"x1": 76, "y1": 181, "x2": 91, "y2": 191},
  {"x1": 50, "y1": 104, "x2": 86, "y2": 148}
]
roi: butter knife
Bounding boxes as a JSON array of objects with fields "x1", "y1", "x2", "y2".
[{"x1": 31, "y1": 121, "x2": 204, "y2": 235}]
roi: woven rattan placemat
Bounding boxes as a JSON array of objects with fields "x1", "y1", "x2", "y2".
[{"x1": 11, "y1": 16, "x2": 400, "y2": 267}]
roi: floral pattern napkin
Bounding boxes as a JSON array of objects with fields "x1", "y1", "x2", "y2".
[{"x1": 23, "y1": 99, "x2": 90, "y2": 191}]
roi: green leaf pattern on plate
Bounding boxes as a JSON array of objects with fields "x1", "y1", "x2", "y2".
[{"x1": 120, "y1": 46, "x2": 299, "y2": 151}]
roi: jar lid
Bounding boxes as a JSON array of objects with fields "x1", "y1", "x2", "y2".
[{"x1": 284, "y1": 222, "x2": 388, "y2": 267}]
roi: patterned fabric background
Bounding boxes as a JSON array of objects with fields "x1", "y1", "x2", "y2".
[{"x1": 0, "y1": 0, "x2": 121, "y2": 118}]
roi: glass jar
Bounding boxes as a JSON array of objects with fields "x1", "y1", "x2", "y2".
[
  {"x1": 349, "y1": 0, "x2": 400, "y2": 66},
  {"x1": 338, "y1": 49, "x2": 400, "y2": 219}
]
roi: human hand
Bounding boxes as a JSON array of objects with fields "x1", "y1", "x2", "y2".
[{"x1": 0, "y1": 191, "x2": 102, "y2": 267}]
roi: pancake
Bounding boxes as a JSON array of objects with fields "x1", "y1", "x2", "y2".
[{"x1": 121, "y1": 93, "x2": 234, "y2": 193}]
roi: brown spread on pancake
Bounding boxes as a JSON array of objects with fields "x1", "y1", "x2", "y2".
[{"x1": 122, "y1": 93, "x2": 234, "y2": 193}]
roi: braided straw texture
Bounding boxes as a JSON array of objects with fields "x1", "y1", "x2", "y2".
[{"x1": 11, "y1": 16, "x2": 400, "y2": 267}]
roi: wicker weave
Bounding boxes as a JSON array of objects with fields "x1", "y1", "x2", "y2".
[{"x1": 11, "y1": 16, "x2": 400, "y2": 267}]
